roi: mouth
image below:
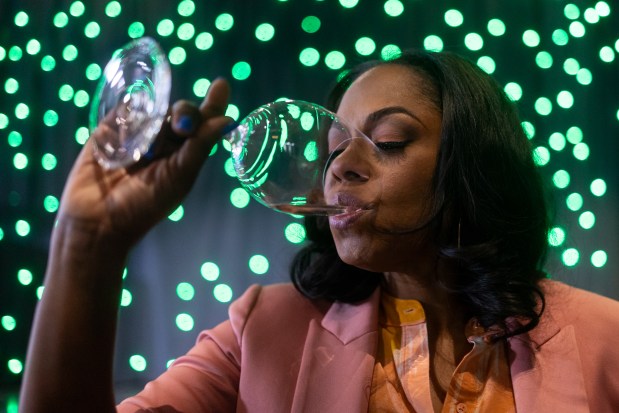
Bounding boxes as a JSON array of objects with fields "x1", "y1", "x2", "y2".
[{"x1": 327, "y1": 193, "x2": 372, "y2": 228}]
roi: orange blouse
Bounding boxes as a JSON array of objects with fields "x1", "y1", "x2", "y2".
[{"x1": 368, "y1": 293, "x2": 516, "y2": 413}]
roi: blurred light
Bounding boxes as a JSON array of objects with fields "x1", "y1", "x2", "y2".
[
  {"x1": 41, "y1": 55, "x2": 56, "y2": 71},
  {"x1": 0, "y1": 114, "x2": 8, "y2": 129},
  {"x1": 299, "y1": 47, "x2": 320, "y2": 66},
  {"x1": 128, "y1": 22, "x2": 145, "y2": 38},
  {"x1": 168, "y1": 205, "x2": 184, "y2": 221},
  {"x1": 43, "y1": 195, "x2": 59, "y2": 213},
  {"x1": 0, "y1": 47, "x2": 5, "y2": 61},
  {"x1": 129, "y1": 355, "x2": 147, "y2": 372},
  {"x1": 120, "y1": 289, "x2": 132, "y2": 306},
  {"x1": 8, "y1": 131, "x2": 22, "y2": 147},
  {"x1": 73, "y1": 90, "x2": 90, "y2": 107},
  {"x1": 14, "y1": 11, "x2": 29, "y2": 27},
  {"x1": 355, "y1": 37, "x2": 376, "y2": 55},
  {"x1": 487, "y1": 18, "x2": 506, "y2": 36},
  {"x1": 599, "y1": 46, "x2": 615, "y2": 62},
  {"x1": 423, "y1": 35, "x2": 443, "y2": 51},
  {"x1": 476, "y1": 56, "x2": 495, "y2": 74},
  {"x1": 564, "y1": 58, "x2": 580, "y2": 75},
  {"x1": 225, "y1": 104, "x2": 240, "y2": 120},
  {"x1": 573, "y1": 142, "x2": 590, "y2": 160},
  {"x1": 548, "y1": 227, "x2": 566, "y2": 247},
  {"x1": 595, "y1": 1, "x2": 610, "y2": 17},
  {"x1": 36, "y1": 286, "x2": 44, "y2": 299},
  {"x1": 533, "y1": 146, "x2": 550, "y2": 166},
  {"x1": 249, "y1": 254, "x2": 269, "y2": 275},
  {"x1": 576, "y1": 68, "x2": 592, "y2": 85},
  {"x1": 556, "y1": 91, "x2": 574, "y2": 109},
  {"x1": 8, "y1": 359, "x2": 23, "y2": 374},
  {"x1": 176, "y1": 313, "x2": 194, "y2": 331},
  {"x1": 569, "y1": 21, "x2": 585, "y2": 37},
  {"x1": 15, "y1": 220, "x2": 31, "y2": 236},
  {"x1": 17, "y1": 269, "x2": 33, "y2": 285},
  {"x1": 75, "y1": 126, "x2": 89, "y2": 144},
  {"x1": 464, "y1": 33, "x2": 483, "y2": 51},
  {"x1": 564, "y1": 4, "x2": 580, "y2": 19},
  {"x1": 522, "y1": 29, "x2": 540, "y2": 47},
  {"x1": 521, "y1": 121, "x2": 535, "y2": 139},
  {"x1": 69, "y1": 1, "x2": 85, "y2": 17},
  {"x1": 224, "y1": 158, "x2": 236, "y2": 176},
  {"x1": 213, "y1": 284, "x2": 233, "y2": 302},
  {"x1": 590, "y1": 178, "x2": 607, "y2": 196},
  {"x1": 566, "y1": 193, "x2": 583, "y2": 211},
  {"x1": 339, "y1": 0, "x2": 359, "y2": 8},
  {"x1": 53, "y1": 12, "x2": 69, "y2": 28},
  {"x1": 9, "y1": 46, "x2": 23, "y2": 61},
  {"x1": 26, "y1": 39, "x2": 41, "y2": 55},
  {"x1": 62, "y1": 45, "x2": 78, "y2": 61},
  {"x1": 215, "y1": 13, "x2": 234, "y2": 31},
  {"x1": 105, "y1": 1, "x2": 122, "y2": 18},
  {"x1": 195, "y1": 32, "x2": 214, "y2": 50},
  {"x1": 381, "y1": 44, "x2": 401, "y2": 60},
  {"x1": 384, "y1": 0, "x2": 404, "y2": 17},
  {"x1": 325, "y1": 50, "x2": 346, "y2": 69},
  {"x1": 178, "y1": 0, "x2": 195, "y2": 17},
  {"x1": 157, "y1": 19, "x2": 174, "y2": 36},
  {"x1": 301, "y1": 16, "x2": 321, "y2": 33},
  {"x1": 255, "y1": 23, "x2": 275, "y2": 41},
  {"x1": 285, "y1": 222, "x2": 306, "y2": 244},
  {"x1": 169, "y1": 46, "x2": 187, "y2": 65},
  {"x1": 566, "y1": 126, "x2": 583, "y2": 144},
  {"x1": 85, "y1": 63, "x2": 102, "y2": 81},
  {"x1": 548, "y1": 132, "x2": 566, "y2": 151},
  {"x1": 42, "y1": 153, "x2": 58, "y2": 170},
  {"x1": 562, "y1": 248, "x2": 580, "y2": 266},
  {"x1": 591, "y1": 250, "x2": 608, "y2": 268},
  {"x1": 84, "y1": 22, "x2": 101, "y2": 38},
  {"x1": 578, "y1": 210, "x2": 595, "y2": 229},
  {"x1": 14, "y1": 153, "x2": 28, "y2": 169},
  {"x1": 504, "y1": 82, "x2": 523, "y2": 101},
  {"x1": 193, "y1": 78, "x2": 210, "y2": 97},
  {"x1": 584, "y1": 8, "x2": 600, "y2": 23},
  {"x1": 176, "y1": 282, "x2": 195, "y2": 301},
  {"x1": 232, "y1": 61, "x2": 251, "y2": 80},
  {"x1": 177, "y1": 22, "x2": 195, "y2": 40},
  {"x1": 1, "y1": 315, "x2": 16, "y2": 331},
  {"x1": 230, "y1": 188, "x2": 250, "y2": 208},
  {"x1": 5, "y1": 78, "x2": 19, "y2": 94},
  {"x1": 534, "y1": 97, "x2": 552, "y2": 115},
  {"x1": 535, "y1": 51, "x2": 553, "y2": 68},
  {"x1": 552, "y1": 29, "x2": 569, "y2": 46},
  {"x1": 444, "y1": 9, "x2": 464, "y2": 27},
  {"x1": 200, "y1": 262, "x2": 220, "y2": 281},
  {"x1": 552, "y1": 170, "x2": 570, "y2": 188}
]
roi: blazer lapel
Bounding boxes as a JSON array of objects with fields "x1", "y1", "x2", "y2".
[
  {"x1": 509, "y1": 308, "x2": 589, "y2": 412},
  {"x1": 290, "y1": 288, "x2": 380, "y2": 413}
]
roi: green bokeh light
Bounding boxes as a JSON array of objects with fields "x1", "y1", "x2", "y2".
[
  {"x1": 564, "y1": 4, "x2": 580, "y2": 19},
  {"x1": 225, "y1": 104, "x2": 240, "y2": 121},
  {"x1": 15, "y1": 220, "x2": 31, "y2": 237},
  {"x1": 157, "y1": 19, "x2": 174, "y2": 36},
  {"x1": 535, "y1": 51, "x2": 553, "y2": 69},
  {"x1": 168, "y1": 205, "x2": 184, "y2": 222},
  {"x1": 62, "y1": 45, "x2": 78, "y2": 61},
  {"x1": 195, "y1": 32, "x2": 214, "y2": 50},
  {"x1": 215, "y1": 13, "x2": 234, "y2": 31},
  {"x1": 576, "y1": 68, "x2": 593, "y2": 85},
  {"x1": 15, "y1": 103, "x2": 30, "y2": 119},
  {"x1": 548, "y1": 226, "x2": 566, "y2": 247},
  {"x1": 600, "y1": 46, "x2": 615, "y2": 62},
  {"x1": 213, "y1": 284, "x2": 233, "y2": 303},
  {"x1": 75, "y1": 127, "x2": 89, "y2": 144},
  {"x1": 176, "y1": 282, "x2": 195, "y2": 301},
  {"x1": 590, "y1": 179, "x2": 607, "y2": 197},
  {"x1": 355, "y1": 37, "x2": 376, "y2": 56},
  {"x1": 255, "y1": 23, "x2": 275, "y2": 41},
  {"x1": 178, "y1": 0, "x2": 195, "y2": 17},
  {"x1": 41, "y1": 153, "x2": 58, "y2": 170},
  {"x1": 5, "y1": 78, "x2": 19, "y2": 94},
  {"x1": 85, "y1": 63, "x2": 102, "y2": 81},
  {"x1": 232, "y1": 61, "x2": 251, "y2": 80},
  {"x1": 193, "y1": 78, "x2": 210, "y2": 97},
  {"x1": 504, "y1": 82, "x2": 523, "y2": 101},
  {"x1": 591, "y1": 250, "x2": 608, "y2": 268},
  {"x1": 176, "y1": 313, "x2": 194, "y2": 331},
  {"x1": 169, "y1": 46, "x2": 187, "y2": 65},
  {"x1": 566, "y1": 192, "x2": 583, "y2": 211},
  {"x1": 566, "y1": 126, "x2": 583, "y2": 144},
  {"x1": 424, "y1": 35, "x2": 444, "y2": 51},
  {"x1": 562, "y1": 248, "x2": 580, "y2": 267},
  {"x1": 578, "y1": 211, "x2": 595, "y2": 229},
  {"x1": 8, "y1": 359, "x2": 23, "y2": 375},
  {"x1": 1, "y1": 315, "x2": 16, "y2": 331},
  {"x1": 325, "y1": 50, "x2": 346, "y2": 69},
  {"x1": 381, "y1": 44, "x2": 401, "y2": 60},
  {"x1": 339, "y1": 0, "x2": 359, "y2": 8},
  {"x1": 17, "y1": 269, "x2": 33, "y2": 286},
  {"x1": 285, "y1": 222, "x2": 306, "y2": 244},
  {"x1": 556, "y1": 90, "x2": 574, "y2": 109},
  {"x1": 384, "y1": 0, "x2": 404, "y2": 17},
  {"x1": 534, "y1": 97, "x2": 552, "y2": 115},
  {"x1": 522, "y1": 29, "x2": 540, "y2": 47},
  {"x1": 249, "y1": 254, "x2": 269, "y2": 275},
  {"x1": 552, "y1": 29, "x2": 569, "y2": 46},
  {"x1": 128, "y1": 22, "x2": 145, "y2": 38},
  {"x1": 552, "y1": 169, "x2": 570, "y2": 188},
  {"x1": 41, "y1": 55, "x2": 56, "y2": 71},
  {"x1": 301, "y1": 16, "x2": 321, "y2": 33},
  {"x1": 53, "y1": 12, "x2": 69, "y2": 28},
  {"x1": 569, "y1": 21, "x2": 585, "y2": 38},
  {"x1": 464, "y1": 33, "x2": 484, "y2": 51},
  {"x1": 230, "y1": 188, "x2": 250, "y2": 208},
  {"x1": 43, "y1": 195, "x2": 59, "y2": 213},
  {"x1": 573, "y1": 142, "x2": 590, "y2": 160},
  {"x1": 177, "y1": 22, "x2": 196, "y2": 40},
  {"x1": 73, "y1": 90, "x2": 90, "y2": 107},
  {"x1": 84, "y1": 21, "x2": 101, "y2": 38},
  {"x1": 201, "y1": 262, "x2": 220, "y2": 281},
  {"x1": 299, "y1": 48, "x2": 320, "y2": 66},
  {"x1": 548, "y1": 132, "x2": 566, "y2": 151},
  {"x1": 9, "y1": 46, "x2": 23, "y2": 61},
  {"x1": 14, "y1": 11, "x2": 29, "y2": 27},
  {"x1": 129, "y1": 355, "x2": 147, "y2": 372},
  {"x1": 121, "y1": 289, "x2": 132, "y2": 307},
  {"x1": 26, "y1": 39, "x2": 41, "y2": 55},
  {"x1": 105, "y1": 1, "x2": 122, "y2": 18},
  {"x1": 533, "y1": 146, "x2": 550, "y2": 166},
  {"x1": 8, "y1": 131, "x2": 22, "y2": 147},
  {"x1": 487, "y1": 18, "x2": 506, "y2": 36},
  {"x1": 444, "y1": 9, "x2": 464, "y2": 27},
  {"x1": 0, "y1": 114, "x2": 8, "y2": 129},
  {"x1": 69, "y1": 1, "x2": 85, "y2": 17},
  {"x1": 477, "y1": 56, "x2": 495, "y2": 74}
]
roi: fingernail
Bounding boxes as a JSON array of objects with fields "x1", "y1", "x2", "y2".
[
  {"x1": 221, "y1": 121, "x2": 239, "y2": 135},
  {"x1": 176, "y1": 115, "x2": 193, "y2": 132}
]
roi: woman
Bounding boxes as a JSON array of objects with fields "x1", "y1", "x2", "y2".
[{"x1": 20, "y1": 51, "x2": 619, "y2": 412}]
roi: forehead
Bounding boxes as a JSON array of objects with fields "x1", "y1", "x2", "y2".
[{"x1": 336, "y1": 64, "x2": 438, "y2": 122}]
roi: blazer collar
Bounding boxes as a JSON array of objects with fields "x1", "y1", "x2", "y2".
[{"x1": 321, "y1": 287, "x2": 381, "y2": 344}]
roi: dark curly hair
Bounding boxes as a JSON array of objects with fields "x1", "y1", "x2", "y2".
[{"x1": 290, "y1": 50, "x2": 550, "y2": 337}]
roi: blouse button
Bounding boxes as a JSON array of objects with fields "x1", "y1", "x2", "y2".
[{"x1": 456, "y1": 402, "x2": 467, "y2": 413}]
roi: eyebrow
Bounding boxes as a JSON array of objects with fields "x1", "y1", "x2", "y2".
[{"x1": 364, "y1": 106, "x2": 426, "y2": 130}]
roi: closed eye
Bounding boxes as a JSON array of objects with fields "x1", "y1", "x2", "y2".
[{"x1": 375, "y1": 141, "x2": 410, "y2": 151}]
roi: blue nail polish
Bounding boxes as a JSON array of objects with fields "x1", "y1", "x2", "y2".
[
  {"x1": 177, "y1": 115, "x2": 193, "y2": 132},
  {"x1": 221, "y1": 121, "x2": 240, "y2": 135}
]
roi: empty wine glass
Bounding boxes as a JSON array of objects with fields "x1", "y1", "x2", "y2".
[{"x1": 89, "y1": 37, "x2": 377, "y2": 216}]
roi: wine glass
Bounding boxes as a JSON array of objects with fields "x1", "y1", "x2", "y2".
[{"x1": 89, "y1": 37, "x2": 375, "y2": 216}]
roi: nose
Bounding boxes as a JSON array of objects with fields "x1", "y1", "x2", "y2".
[{"x1": 325, "y1": 138, "x2": 373, "y2": 185}]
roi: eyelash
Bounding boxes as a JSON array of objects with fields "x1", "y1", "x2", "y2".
[{"x1": 374, "y1": 141, "x2": 410, "y2": 151}]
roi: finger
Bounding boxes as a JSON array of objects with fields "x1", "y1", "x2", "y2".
[
  {"x1": 199, "y1": 77, "x2": 231, "y2": 119},
  {"x1": 170, "y1": 100, "x2": 202, "y2": 137}
]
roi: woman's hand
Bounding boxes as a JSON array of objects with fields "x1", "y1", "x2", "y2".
[{"x1": 58, "y1": 77, "x2": 233, "y2": 246}]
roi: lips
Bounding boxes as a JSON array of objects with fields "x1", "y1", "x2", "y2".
[{"x1": 328, "y1": 193, "x2": 372, "y2": 229}]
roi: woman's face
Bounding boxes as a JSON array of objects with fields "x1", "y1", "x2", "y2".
[{"x1": 324, "y1": 64, "x2": 443, "y2": 273}]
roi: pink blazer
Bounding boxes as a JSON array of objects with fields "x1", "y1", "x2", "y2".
[{"x1": 118, "y1": 280, "x2": 619, "y2": 412}]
